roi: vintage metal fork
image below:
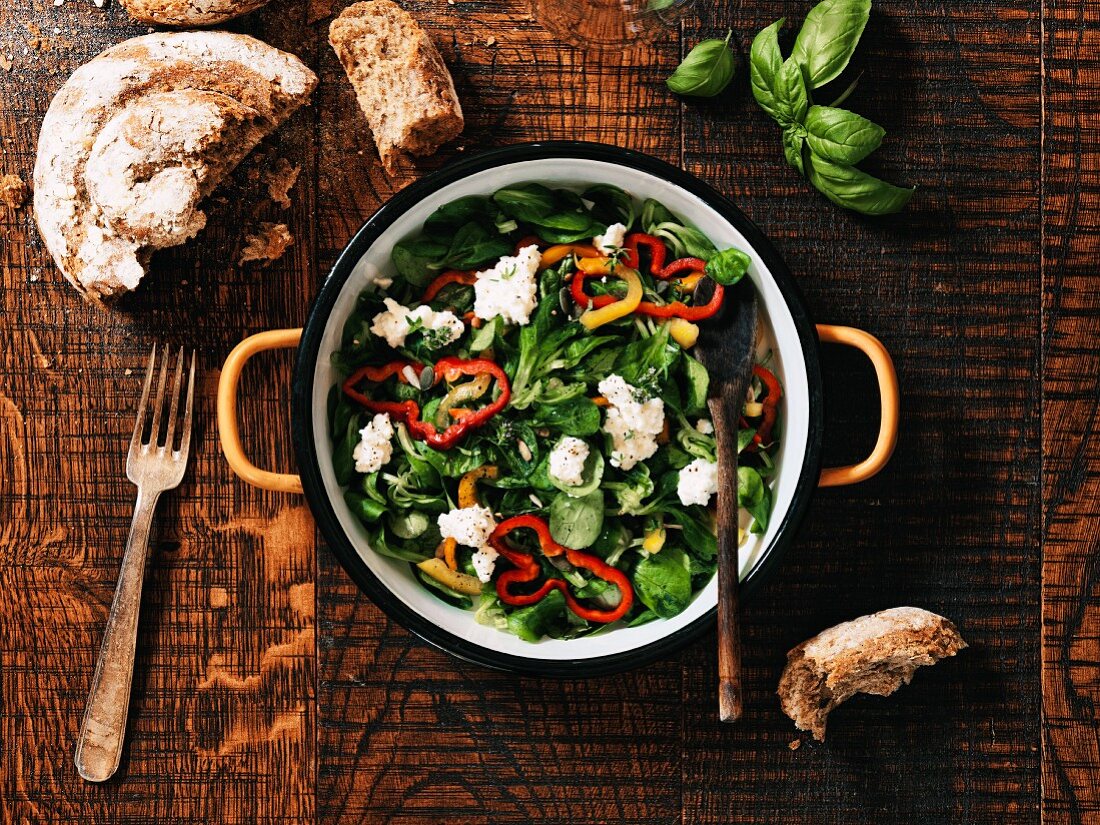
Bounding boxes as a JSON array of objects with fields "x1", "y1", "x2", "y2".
[{"x1": 74, "y1": 345, "x2": 196, "y2": 783}]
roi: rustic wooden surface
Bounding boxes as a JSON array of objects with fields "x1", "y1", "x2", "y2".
[{"x1": 0, "y1": 0, "x2": 1080, "y2": 819}]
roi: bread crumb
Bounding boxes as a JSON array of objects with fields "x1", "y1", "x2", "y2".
[
  {"x1": 262, "y1": 156, "x2": 301, "y2": 208},
  {"x1": 486, "y1": 36, "x2": 496, "y2": 46},
  {"x1": 0, "y1": 56, "x2": 11, "y2": 71},
  {"x1": 0, "y1": 174, "x2": 28, "y2": 209},
  {"x1": 32, "y1": 353, "x2": 51, "y2": 369},
  {"x1": 788, "y1": 739, "x2": 801, "y2": 751},
  {"x1": 124, "y1": 368, "x2": 133, "y2": 375},
  {"x1": 239, "y1": 222, "x2": 294, "y2": 266}
]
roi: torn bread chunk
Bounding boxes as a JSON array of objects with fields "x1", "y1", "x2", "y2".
[
  {"x1": 239, "y1": 222, "x2": 293, "y2": 266},
  {"x1": 778, "y1": 607, "x2": 967, "y2": 741},
  {"x1": 328, "y1": 0, "x2": 464, "y2": 173}
]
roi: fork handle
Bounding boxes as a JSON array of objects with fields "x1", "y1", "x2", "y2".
[{"x1": 75, "y1": 486, "x2": 160, "y2": 782}]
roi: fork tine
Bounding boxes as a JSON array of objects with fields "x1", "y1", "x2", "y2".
[
  {"x1": 130, "y1": 344, "x2": 157, "y2": 454},
  {"x1": 177, "y1": 351, "x2": 196, "y2": 459},
  {"x1": 147, "y1": 346, "x2": 170, "y2": 448},
  {"x1": 162, "y1": 347, "x2": 185, "y2": 451}
]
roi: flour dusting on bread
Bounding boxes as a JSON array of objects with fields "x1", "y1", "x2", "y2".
[{"x1": 33, "y1": 32, "x2": 317, "y2": 301}]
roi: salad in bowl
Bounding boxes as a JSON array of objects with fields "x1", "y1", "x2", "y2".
[{"x1": 326, "y1": 182, "x2": 781, "y2": 642}]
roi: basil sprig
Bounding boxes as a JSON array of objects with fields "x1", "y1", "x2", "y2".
[
  {"x1": 750, "y1": 0, "x2": 913, "y2": 215},
  {"x1": 667, "y1": 31, "x2": 735, "y2": 98}
]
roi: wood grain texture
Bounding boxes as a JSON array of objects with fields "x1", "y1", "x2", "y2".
[
  {"x1": 0, "y1": 0, "x2": 318, "y2": 820},
  {"x1": 1042, "y1": 0, "x2": 1100, "y2": 819},
  {"x1": 0, "y1": 0, "x2": 1072, "y2": 819}
]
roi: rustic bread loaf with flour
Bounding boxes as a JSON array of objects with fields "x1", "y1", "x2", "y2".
[
  {"x1": 329, "y1": 0, "x2": 464, "y2": 173},
  {"x1": 33, "y1": 32, "x2": 317, "y2": 301},
  {"x1": 778, "y1": 607, "x2": 966, "y2": 741},
  {"x1": 118, "y1": 0, "x2": 272, "y2": 26}
]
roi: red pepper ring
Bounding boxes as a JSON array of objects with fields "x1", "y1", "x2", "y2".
[
  {"x1": 751, "y1": 365, "x2": 782, "y2": 446},
  {"x1": 623, "y1": 232, "x2": 667, "y2": 274},
  {"x1": 491, "y1": 515, "x2": 634, "y2": 624},
  {"x1": 655, "y1": 256, "x2": 708, "y2": 280},
  {"x1": 343, "y1": 357, "x2": 510, "y2": 451},
  {"x1": 570, "y1": 269, "x2": 726, "y2": 322},
  {"x1": 421, "y1": 270, "x2": 476, "y2": 303}
]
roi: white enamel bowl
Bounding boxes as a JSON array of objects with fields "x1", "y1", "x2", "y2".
[{"x1": 217, "y1": 142, "x2": 899, "y2": 676}]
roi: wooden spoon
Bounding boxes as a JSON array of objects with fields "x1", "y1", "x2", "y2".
[{"x1": 693, "y1": 277, "x2": 758, "y2": 723}]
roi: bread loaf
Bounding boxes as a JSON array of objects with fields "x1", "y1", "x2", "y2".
[
  {"x1": 329, "y1": 0, "x2": 464, "y2": 173},
  {"x1": 33, "y1": 32, "x2": 317, "y2": 301},
  {"x1": 119, "y1": 0, "x2": 272, "y2": 26},
  {"x1": 778, "y1": 607, "x2": 966, "y2": 741}
]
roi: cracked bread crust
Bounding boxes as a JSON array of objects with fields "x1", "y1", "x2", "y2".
[
  {"x1": 777, "y1": 607, "x2": 967, "y2": 741},
  {"x1": 33, "y1": 32, "x2": 317, "y2": 301},
  {"x1": 119, "y1": 0, "x2": 272, "y2": 26},
  {"x1": 329, "y1": 0, "x2": 464, "y2": 173}
]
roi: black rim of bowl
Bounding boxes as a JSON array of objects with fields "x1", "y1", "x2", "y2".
[{"x1": 291, "y1": 141, "x2": 825, "y2": 677}]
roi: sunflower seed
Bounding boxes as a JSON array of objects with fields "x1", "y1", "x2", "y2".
[
  {"x1": 418, "y1": 366, "x2": 434, "y2": 390},
  {"x1": 517, "y1": 439, "x2": 532, "y2": 461}
]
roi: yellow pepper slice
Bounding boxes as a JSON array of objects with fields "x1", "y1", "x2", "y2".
[
  {"x1": 541, "y1": 244, "x2": 599, "y2": 267},
  {"x1": 441, "y1": 465, "x2": 500, "y2": 570},
  {"x1": 417, "y1": 558, "x2": 484, "y2": 596},
  {"x1": 459, "y1": 465, "x2": 499, "y2": 507},
  {"x1": 578, "y1": 266, "x2": 643, "y2": 330},
  {"x1": 576, "y1": 256, "x2": 615, "y2": 275},
  {"x1": 642, "y1": 524, "x2": 666, "y2": 554},
  {"x1": 668, "y1": 318, "x2": 700, "y2": 349}
]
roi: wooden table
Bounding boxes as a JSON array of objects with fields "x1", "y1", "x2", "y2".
[{"x1": 0, "y1": 0, "x2": 1091, "y2": 820}]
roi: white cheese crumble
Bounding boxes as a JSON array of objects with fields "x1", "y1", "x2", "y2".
[
  {"x1": 695, "y1": 418, "x2": 714, "y2": 435},
  {"x1": 370, "y1": 297, "x2": 464, "y2": 349},
  {"x1": 593, "y1": 222, "x2": 627, "y2": 255},
  {"x1": 352, "y1": 413, "x2": 394, "y2": 474},
  {"x1": 473, "y1": 244, "x2": 541, "y2": 325},
  {"x1": 598, "y1": 374, "x2": 665, "y2": 471},
  {"x1": 437, "y1": 505, "x2": 498, "y2": 549},
  {"x1": 548, "y1": 436, "x2": 590, "y2": 487},
  {"x1": 471, "y1": 546, "x2": 500, "y2": 583},
  {"x1": 677, "y1": 458, "x2": 719, "y2": 507}
]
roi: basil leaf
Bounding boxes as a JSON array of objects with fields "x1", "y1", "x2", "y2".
[
  {"x1": 791, "y1": 0, "x2": 871, "y2": 89},
  {"x1": 681, "y1": 355, "x2": 710, "y2": 415},
  {"x1": 773, "y1": 57, "x2": 809, "y2": 126},
  {"x1": 583, "y1": 183, "x2": 636, "y2": 229},
  {"x1": 392, "y1": 238, "x2": 446, "y2": 286},
  {"x1": 805, "y1": 154, "x2": 915, "y2": 215},
  {"x1": 704, "y1": 247, "x2": 751, "y2": 286},
  {"x1": 424, "y1": 196, "x2": 492, "y2": 235},
  {"x1": 667, "y1": 32, "x2": 735, "y2": 98},
  {"x1": 804, "y1": 105, "x2": 884, "y2": 164},
  {"x1": 652, "y1": 222, "x2": 718, "y2": 260},
  {"x1": 640, "y1": 198, "x2": 677, "y2": 234},
  {"x1": 444, "y1": 222, "x2": 512, "y2": 269},
  {"x1": 632, "y1": 546, "x2": 692, "y2": 619},
  {"x1": 749, "y1": 18, "x2": 786, "y2": 121},
  {"x1": 549, "y1": 489, "x2": 604, "y2": 549},
  {"x1": 493, "y1": 183, "x2": 556, "y2": 223},
  {"x1": 782, "y1": 126, "x2": 807, "y2": 174}
]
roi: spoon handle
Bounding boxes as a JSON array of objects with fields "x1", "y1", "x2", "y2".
[{"x1": 711, "y1": 400, "x2": 744, "y2": 723}]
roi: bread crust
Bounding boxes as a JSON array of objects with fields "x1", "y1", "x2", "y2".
[
  {"x1": 33, "y1": 32, "x2": 317, "y2": 301},
  {"x1": 777, "y1": 607, "x2": 967, "y2": 741},
  {"x1": 118, "y1": 0, "x2": 271, "y2": 26},
  {"x1": 329, "y1": 0, "x2": 464, "y2": 173}
]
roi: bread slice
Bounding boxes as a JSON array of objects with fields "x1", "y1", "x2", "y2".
[
  {"x1": 778, "y1": 607, "x2": 966, "y2": 741},
  {"x1": 33, "y1": 32, "x2": 317, "y2": 301},
  {"x1": 119, "y1": 0, "x2": 272, "y2": 26},
  {"x1": 329, "y1": 0, "x2": 464, "y2": 173}
]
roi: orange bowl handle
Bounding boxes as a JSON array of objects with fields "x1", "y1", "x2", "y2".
[
  {"x1": 217, "y1": 329, "x2": 305, "y2": 494},
  {"x1": 816, "y1": 324, "x2": 899, "y2": 488}
]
